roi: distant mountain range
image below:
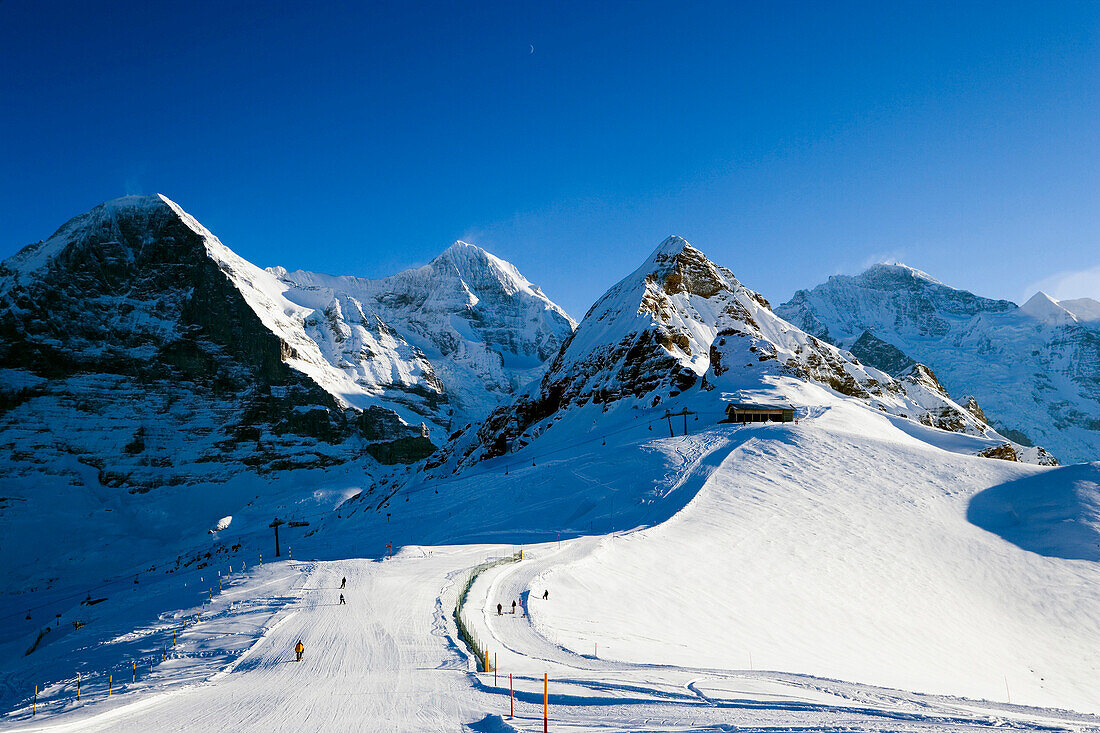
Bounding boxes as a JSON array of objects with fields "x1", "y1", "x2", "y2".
[
  {"x1": 434, "y1": 237, "x2": 1054, "y2": 475},
  {"x1": 777, "y1": 264, "x2": 1100, "y2": 463},
  {"x1": 3, "y1": 196, "x2": 1082, "y2": 505},
  {"x1": 3, "y1": 195, "x2": 1092, "y2": 500}
]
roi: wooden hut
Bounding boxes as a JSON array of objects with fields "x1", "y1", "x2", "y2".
[{"x1": 724, "y1": 402, "x2": 794, "y2": 423}]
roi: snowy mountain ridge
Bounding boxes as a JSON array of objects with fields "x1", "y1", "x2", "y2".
[
  {"x1": 777, "y1": 263, "x2": 1100, "y2": 462},
  {"x1": 270, "y1": 240, "x2": 575, "y2": 426},
  {"x1": 440, "y1": 237, "x2": 1048, "y2": 470}
]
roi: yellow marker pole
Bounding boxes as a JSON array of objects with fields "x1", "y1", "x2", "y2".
[
  {"x1": 77, "y1": 672, "x2": 81, "y2": 701},
  {"x1": 483, "y1": 649, "x2": 489, "y2": 673},
  {"x1": 33, "y1": 685, "x2": 36, "y2": 716},
  {"x1": 149, "y1": 656, "x2": 153, "y2": 672},
  {"x1": 108, "y1": 675, "x2": 112, "y2": 697},
  {"x1": 133, "y1": 660, "x2": 136, "y2": 683}
]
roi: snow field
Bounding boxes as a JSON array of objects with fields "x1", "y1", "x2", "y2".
[
  {"x1": 531, "y1": 400, "x2": 1100, "y2": 713},
  {"x1": 6, "y1": 540, "x2": 1099, "y2": 732}
]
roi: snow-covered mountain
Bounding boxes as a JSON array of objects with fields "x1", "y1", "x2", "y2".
[
  {"x1": 270, "y1": 241, "x2": 575, "y2": 427},
  {"x1": 0, "y1": 194, "x2": 573, "y2": 589},
  {"x1": 0, "y1": 196, "x2": 572, "y2": 484},
  {"x1": 439, "y1": 237, "x2": 1048, "y2": 471},
  {"x1": 776, "y1": 263, "x2": 1100, "y2": 463}
]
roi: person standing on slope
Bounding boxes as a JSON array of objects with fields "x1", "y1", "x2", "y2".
[
  {"x1": 497, "y1": 603, "x2": 502, "y2": 615},
  {"x1": 340, "y1": 577, "x2": 346, "y2": 589},
  {"x1": 339, "y1": 593, "x2": 346, "y2": 605},
  {"x1": 295, "y1": 639, "x2": 304, "y2": 662},
  {"x1": 511, "y1": 600, "x2": 517, "y2": 614},
  {"x1": 542, "y1": 589, "x2": 549, "y2": 600}
]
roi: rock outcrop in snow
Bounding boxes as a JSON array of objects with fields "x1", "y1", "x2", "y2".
[{"x1": 777, "y1": 264, "x2": 1100, "y2": 462}]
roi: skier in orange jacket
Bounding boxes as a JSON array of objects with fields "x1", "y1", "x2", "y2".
[{"x1": 295, "y1": 640, "x2": 305, "y2": 662}]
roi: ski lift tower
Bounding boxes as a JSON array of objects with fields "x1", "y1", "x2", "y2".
[{"x1": 269, "y1": 517, "x2": 286, "y2": 557}]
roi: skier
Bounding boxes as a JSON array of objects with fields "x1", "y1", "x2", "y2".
[
  {"x1": 340, "y1": 577, "x2": 346, "y2": 589},
  {"x1": 542, "y1": 589, "x2": 549, "y2": 600},
  {"x1": 295, "y1": 639, "x2": 304, "y2": 662},
  {"x1": 511, "y1": 600, "x2": 517, "y2": 614},
  {"x1": 339, "y1": 593, "x2": 346, "y2": 605},
  {"x1": 497, "y1": 603, "x2": 502, "y2": 615}
]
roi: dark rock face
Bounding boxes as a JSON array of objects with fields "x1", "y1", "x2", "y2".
[
  {"x1": 849, "y1": 331, "x2": 916, "y2": 376},
  {"x1": 961, "y1": 396, "x2": 987, "y2": 425},
  {"x1": 0, "y1": 197, "x2": 431, "y2": 492}
]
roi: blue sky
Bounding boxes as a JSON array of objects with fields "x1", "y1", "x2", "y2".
[{"x1": 1, "y1": 1, "x2": 1097, "y2": 318}]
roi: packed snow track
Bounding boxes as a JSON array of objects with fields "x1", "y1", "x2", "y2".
[{"x1": 5, "y1": 545, "x2": 1098, "y2": 733}]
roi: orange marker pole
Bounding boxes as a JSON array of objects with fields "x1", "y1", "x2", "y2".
[
  {"x1": 494, "y1": 653, "x2": 497, "y2": 686},
  {"x1": 483, "y1": 649, "x2": 489, "y2": 673},
  {"x1": 77, "y1": 672, "x2": 81, "y2": 701},
  {"x1": 33, "y1": 685, "x2": 37, "y2": 716},
  {"x1": 108, "y1": 674, "x2": 112, "y2": 697},
  {"x1": 509, "y1": 673, "x2": 513, "y2": 718},
  {"x1": 543, "y1": 673, "x2": 548, "y2": 732}
]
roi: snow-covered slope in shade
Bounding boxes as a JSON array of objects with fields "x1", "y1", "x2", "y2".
[
  {"x1": 445, "y1": 237, "x2": 1043, "y2": 469},
  {"x1": 271, "y1": 241, "x2": 575, "y2": 426},
  {"x1": 778, "y1": 263, "x2": 1100, "y2": 463}
]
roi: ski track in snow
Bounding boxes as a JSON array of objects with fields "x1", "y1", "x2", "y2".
[{"x1": 4, "y1": 542, "x2": 1097, "y2": 732}]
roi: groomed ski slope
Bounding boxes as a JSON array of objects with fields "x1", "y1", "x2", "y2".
[
  {"x1": 530, "y1": 399, "x2": 1100, "y2": 713},
  {"x1": 3, "y1": 383, "x2": 1099, "y2": 731},
  {"x1": 8, "y1": 544, "x2": 1098, "y2": 733}
]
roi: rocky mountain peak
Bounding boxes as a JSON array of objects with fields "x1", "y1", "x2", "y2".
[
  {"x1": 1, "y1": 193, "x2": 183, "y2": 283},
  {"x1": 858, "y1": 262, "x2": 943, "y2": 288},
  {"x1": 643, "y1": 236, "x2": 733, "y2": 302}
]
